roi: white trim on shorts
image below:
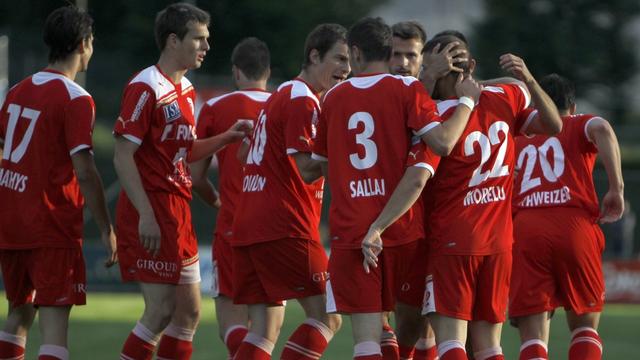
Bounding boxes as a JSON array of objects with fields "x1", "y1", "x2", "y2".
[{"x1": 178, "y1": 260, "x2": 201, "y2": 285}]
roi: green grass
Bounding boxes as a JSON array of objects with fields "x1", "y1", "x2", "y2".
[{"x1": 3, "y1": 293, "x2": 640, "y2": 359}]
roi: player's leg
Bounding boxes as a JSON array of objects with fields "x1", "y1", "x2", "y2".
[
  {"x1": 37, "y1": 306, "x2": 72, "y2": 360},
  {"x1": 511, "y1": 312, "x2": 550, "y2": 360},
  {"x1": 352, "y1": 313, "x2": 384, "y2": 360},
  {"x1": 0, "y1": 303, "x2": 36, "y2": 358},
  {"x1": 394, "y1": 301, "x2": 423, "y2": 359},
  {"x1": 380, "y1": 312, "x2": 399, "y2": 360},
  {"x1": 235, "y1": 303, "x2": 285, "y2": 360},
  {"x1": 215, "y1": 295, "x2": 249, "y2": 358},
  {"x1": 429, "y1": 314, "x2": 467, "y2": 360},
  {"x1": 157, "y1": 281, "x2": 201, "y2": 360},
  {"x1": 566, "y1": 311, "x2": 602, "y2": 360},
  {"x1": 468, "y1": 321, "x2": 504, "y2": 360},
  {"x1": 413, "y1": 321, "x2": 437, "y2": 360}
]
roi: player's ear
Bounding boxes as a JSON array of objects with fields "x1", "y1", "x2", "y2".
[
  {"x1": 570, "y1": 103, "x2": 577, "y2": 115},
  {"x1": 309, "y1": 49, "x2": 321, "y2": 66},
  {"x1": 166, "y1": 33, "x2": 179, "y2": 50},
  {"x1": 468, "y1": 58, "x2": 477, "y2": 75},
  {"x1": 232, "y1": 65, "x2": 240, "y2": 82},
  {"x1": 349, "y1": 46, "x2": 360, "y2": 64}
]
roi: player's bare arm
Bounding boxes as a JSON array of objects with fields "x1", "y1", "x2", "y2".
[
  {"x1": 420, "y1": 74, "x2": 481, "y2": 155},
  {"x1": 236, "y1": 137, "x2": 251, "y2": 165},
  {"x1": 421, "y1": 42, "x2": 467, "y2": 95},
  {"x1": 294, "y1": 152, "x2": 323, "y2": 184},
  {"x1": 500, "y1": 53, "x2": 562, "y2": 135},
  {"x1": 189, "y1": 119, "x2": 253, "y2": 162},
  {"x1": 362, "y1": 166, "x2": 432, "y2": 273},
  {"x1": 113, "y1": 136, "x2": 162, "y2": 257},
  {"x1": 190, "y1": 156, "x2": 221, "y2": 208},
  {"x1": 587, "y1": 117, "x2": 625, "y2": 223}
]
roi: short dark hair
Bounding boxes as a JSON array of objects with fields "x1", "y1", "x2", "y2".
[
  {"x1": 391, "y1": 21, "x2": 427, "y2": 45},
  {"x1": 424, "y1": 34, "x2": 471, "y2": 74},
  {"x1": 432, "y1": 30, "x2": 469, "y2": 45},
  {"x1": 302, "y1": 23, "x2": 348, "y2": 69},
  {"x1": 43, "y1": 6, "x2": 94, "y2": 63},
  {"x1": 348, "y1": 17, "x2": 393, "y2": 63},
  {"x1": 155, "y1": 3, "x2": 210, "y2": 51},
  {"x1": 231, "y1": 37, "x2": 270, "y2": 81},
  {"x1": 539, "y1": 74, "x2": 576, "y2": 111}
]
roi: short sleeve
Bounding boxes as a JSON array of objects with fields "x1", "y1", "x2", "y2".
[
  {"x1": 285, "y1": 97, "x2": 318, "y2": 155},
  {"x1": 311, "y1": 105, "x2": 328, "y2": 161},
  {"x1": 64, "y1": 96, "x2": 95, "y2": 155},
  {"x1": 578, "y1": 115, "x2": 599, "y2": 153},
  {"x1": 196, "y1": 104, "x2": 217, "y2": 139},
  {"x1": 515, "y1": 107, "x2": 538, "y2": 136},
  {"x1": 406, "y1": 81, "x2": 441, "y2": 137},
  {"x1": 113, "y1": 83, "x2": 154, "y2": 145},
  {"x1": 501, "y1": 83, "x2": 530, "y2": 117},
  {"x1": 406, "y1": 137, "x2": 440, "y2": 176}
]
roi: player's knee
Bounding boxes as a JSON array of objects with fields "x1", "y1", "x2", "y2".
[
  {"x1": 325, "y1": 313, "x2": 342, "y2": 333},
  {"x1": 177, "y1": 304, "x2": 201, "y2": 328}
]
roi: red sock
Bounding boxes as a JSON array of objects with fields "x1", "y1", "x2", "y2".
[
  {"x1": 281, "y1": 319, "x2": 333, "y2": 359},
  {"x1": 381, "y1": 324, "x2": 399, "y2": 360},
  {"x1": 224, "y1": 325, "x2": 248, "y2": 358},
  {"x1": 0, "y1": 331, "x2": 26, "y2": 359},
  {"x1": 38, "y1": 345, "x2": 68, "y2": 360},
  {"x1": 414, "y1": 337, "x2": 436, "y2": 360},
  {"x1": 438, "y1": 340, "x2": 466, "y2": 360},
  {"x1": 519, "y1": 339, "x2": 548, "y2": 360},
  {"x1": 398, "y1": 344, "x2": 415, "y2": 359},
  {"x1": 355, "y1": 341, "x2": 382, "y2": 360},
  {"x1": 569, "y1": 327, "x2": 602, "y2": 360},
  {"x1": 156, "y1": 323, "x2": 195, "y2": 360},
  {"x1": 234, "y1": 332, "x2": 273, "y2": 360},
  {"x1": 121, "y1": 322, "x2": 160, "y2": 360}
]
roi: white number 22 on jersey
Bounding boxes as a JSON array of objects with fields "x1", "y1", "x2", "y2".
[
  {"x1": 516, "y1": 137, "x2": 565, "y2": 194},
  {"x1": 464, "y1": 121, "x2": 510, "y2": 187},
  {"x1": 247, "y1": 111, "x2": 267, "y2": 165},
  {"x1": 2, "y1": 104, "x2": 41, "y2": 163},
  {"x1": 349, "y1": 112, "x2": 377, "y2": 170}
]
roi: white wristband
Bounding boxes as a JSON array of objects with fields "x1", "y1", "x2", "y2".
[{"x1": 458, "y1": 96, "x2": 475, "y2": 111}]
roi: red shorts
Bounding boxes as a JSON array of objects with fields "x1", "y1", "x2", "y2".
[
  {"x1": 326, "y1": 241, "x2": 419, "y2": 313},
  {"x1": 422, "y1": 252, "x2": 511, "y2": 323},
  {"x1": 211, "y1": 231, "x2": 234, "y2": 298},
  {"x1": 396, "y1": 238, "x2": 429, "y2": 308},
  {"x1": 509, "y1": 208, "x2": 605, "y2": 318},
  {"x1": 0, "y1": 248, "x2": 86, "y2": 307},
  {"x1": 232, "y1": 238, "x2": 328, "y2": 304},
  {"x1": 116, "y1": 191, "x2": 200, "y2": 285}
]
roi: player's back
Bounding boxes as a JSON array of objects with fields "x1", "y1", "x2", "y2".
[
  {"x1": 427, "y1": 84, "x2": 530, "y2": 255},
  {"x1": 317, "y1": 73, "x2": 438, "y2": 249},
  {"x1": 513, "y1": 113, "x2": 600, "y2": 219},
  {"x1": 197, "y1": 89, "x2": 270, "y2": 236},
  {"x1": 0, "y1": 70, "x2": 94, "y2": 249}
]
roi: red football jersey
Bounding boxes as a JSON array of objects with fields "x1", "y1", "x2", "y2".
[
  {"x1": 196, "y1": 89, "x2": 270, "y2": 238},
  {"x1": 232, "y1": 78, "x2": 324, "y2": 245},
  {"x1": 113, "y1": 65, "x2": 197, "y2": 200},
  {"x1": 312, "y1": 73, "x2": 441, "y2": 249},
  {"x1": 0, "y1": 69, "x2": 95, "y2": 249},
  {"x1": 426, "y1": 84, "x2": 531, "y2": 255},
  {"x1": 513, "y1": 113, "x2": 600, "y2": 219}
]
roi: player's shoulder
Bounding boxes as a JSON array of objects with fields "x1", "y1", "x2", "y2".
[
  {"x1": 205, "y1": 90, "x2": 270, "y2": 108},
  {"x1": 277, "y1": 79, "x2": 320, "y2": 108},
  {"x1": 128, "y1": 65, "x2": 192, "y2": 101},
  {"x1": 29, "y1": 70, "x2": 91, "y2": 101},
  {"x1": 482, "y1": 83, "x2": 530, "y2": 107},
  {"x1": 324, "y1": 73, "x2": 417, "y2": 101}
]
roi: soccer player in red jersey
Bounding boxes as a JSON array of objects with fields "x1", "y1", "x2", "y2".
[
  {"x1": 418, "y1": 34, "x2": 562, "y2": 360},
  {"x1": 0, "y1": 6, "x2": 116, "y2": 360},
  {"x1": 113, "y1": 4, "x2": 251, "y2": 360},
  {"x1": 311, "y1": 17, "x2": 480, "y2": 360},
  {"x1": 191, "y1": 37, "x2": 271, "y2": 359},
  {"x1": 509, "y1": 74, "x2": 624, "y2": 360},
  {"x1": 231, "y1": 24, "x2": 350, "y2": 360}
]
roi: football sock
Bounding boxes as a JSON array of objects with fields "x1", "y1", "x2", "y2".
[
  {"x1": 354, "y1": 341, "x2": 382, "y2": 360},
  {"x1": 38, "y1": 344, "x2": 68, "y2": 360},
  {"x1": 398, "y1": 344, "x2": 414, "y2": 359},
  {"x1": 414, "y1": 336, "x2": 437, "y2": 360},
  {"x1": 281, "y1": 318, "x2": 334, "y2": 359},
  {"x1": 224, "y1": 325, "x2": 248, "y2": 359},
  {"x1": 519, "y1": 339, "x2": 548, "y2": 360},
  {"x1": 438, "y1": 340, "x2": 466, "y2": 360},
  {"x1": 234, "y1": 332, "x2": 274, "y2": 360},
  {"x1": 381, "y1": 324, "x2": 399, "y2": 360},
  {"x1": 156, "y1": 323, "x2": 195, "y2": 360},
  {"x1": 569, "y1": 327, "x2": 602, "y2": 360},
  {"x1": 120, "y1": 321, "x2": 160, "y2": 360},
  {"x1": 0, "y1": 331, "x2": 26, "y2": 359}
]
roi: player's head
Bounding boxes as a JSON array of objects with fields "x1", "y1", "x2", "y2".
[
  {"x1": 231, "y1": 37, "x2": 271, "y2": 86},
  {"x1": 43, "y1": 6, "x2": 94, "y2": 71},
  {"x1": 539, "y1": 73, "x2": 576, "y2": 114},
  {"x1": 155, "y1": 3, "x2": 210, "y2": 70},
  {"x1": 422, "y1": 33, "x2": 475, "y2": 98},
  {"x1": 432, "y1": 30, "x2": 469, "y2": 45},
  {"x1": 302, "y1": 23, "x2": 350, "y2": 91},
  {"x1": 390, "y1": 21, "x2": 426, "y2": 77},
  {"x1": 347, "y1": 17, "x2": 393, "y2": 75}
]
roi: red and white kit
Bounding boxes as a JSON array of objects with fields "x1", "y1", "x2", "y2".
[
  {"x1": 510, "y1": 113, "x2": 605, "y2": 317},
  {"x1": 0, "y1": 69, "x2": 94, "y2": 306},
  {"x1": 113, "y1": 65, "x2": 200, "y2": 285},
  {"x1": 232, "y1": 78, "x2": 327, "y2": 304},
  {"x1": 196, "y1": 89, "x2": 270, "y2": 297},
  {"x1": 422, "y1": 84, "x2": 531, "y2": 323},
  {"x1": 312, "y1": 73, "x2": 441, "y2": 313}
]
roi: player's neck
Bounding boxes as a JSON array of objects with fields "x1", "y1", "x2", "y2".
[
  {"x1": 47, "y1": 59, "x2": 81, "y2": 81},
  {"x1": 297, "y1": 70, "x2": 323, "y2": 96},
  {"x1": 236, "y1": 79, "x2": 267, "y2": 91},
  {"x1": 356, "y1": 61, "x2": 389, "y2": 76},
  {"x1": 156, "y1": 54, "x2": 188, "y2": 85},
  {"x1": 433, "y1": 77, "x2": 457, "y2": 100}
]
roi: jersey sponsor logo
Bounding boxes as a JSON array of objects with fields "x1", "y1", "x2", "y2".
[
  {"x1": 312, "y1": 271, "x2": 329, "y2": 282},
  {"x1": 160, "y1": 124, "x2": 196, "y2": 142},
  {"x1": 518, "y1": 186, "x2": 571, "y2": 207},
  {"x1": 311, "y1": 108, "x2": 318, "y2": 138},
  {"x1": 463, "y1": 185, "x2": 506, "y2": 206},
  {"x1": 242, "y1": 174, "x2": 266, "y2": 192},
  {"x1": 0, "y1": 167, "x2": 28, "y2": 192},
  {"x1": 349, "y1": 178, "x2": 385, "y2": 198},
  {"x1": 136, "y1": 259, "x2": 178, "y2": 277},
  {"x1": 131, "y1": 91, "x2": 149, "y2": 122},
  {"x1": 163, "y1": 100, "x2": 182, "y2": 123},
  {"x1": 408, "y1": 150, "x2": 419, "y2": 160}
]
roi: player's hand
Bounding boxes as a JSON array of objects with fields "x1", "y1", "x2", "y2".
[
  {"x1": 223, "y1": 119, "x2": 254, "y2": 144},
  {"x1": 139, "y1": 214, "x2": 162, "y2": 257},
  {"x1": 455, "y1": 74, "x2": 482, "y2": 102},
  {"x1": 362, "y1": 227, "x2": 383, "y2": 274},
  {"x1": 421, "y1": 42, "x2": 467, "y2": 80},
  {"x1": 101, "y1": 227, "x2": 118, "y2": 268},
  {"x1": 499, "y1": 53, "x2": 534, "y2": 83},
  {"x1": 599, "y1": 189, "x2": 625, "y2": 224}
]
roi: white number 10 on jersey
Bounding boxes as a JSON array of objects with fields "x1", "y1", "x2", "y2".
[{"x1": 2, "y1": 104, "x2": 41, "y2": 163}]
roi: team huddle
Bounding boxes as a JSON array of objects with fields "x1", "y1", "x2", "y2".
[{"x1": 0, "y1": 3, "x2": 625, "y2": 360}]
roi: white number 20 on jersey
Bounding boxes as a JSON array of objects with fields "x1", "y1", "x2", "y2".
[
  {"x1": 516, "y1": 137, "x2": 565, "y2": 194},
  {"x1": 247, "y1": 111, "x2": 267, "y2": 165},
  {"x1": 2, "y1": 104, "x2": 41, "y2": 163}
]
